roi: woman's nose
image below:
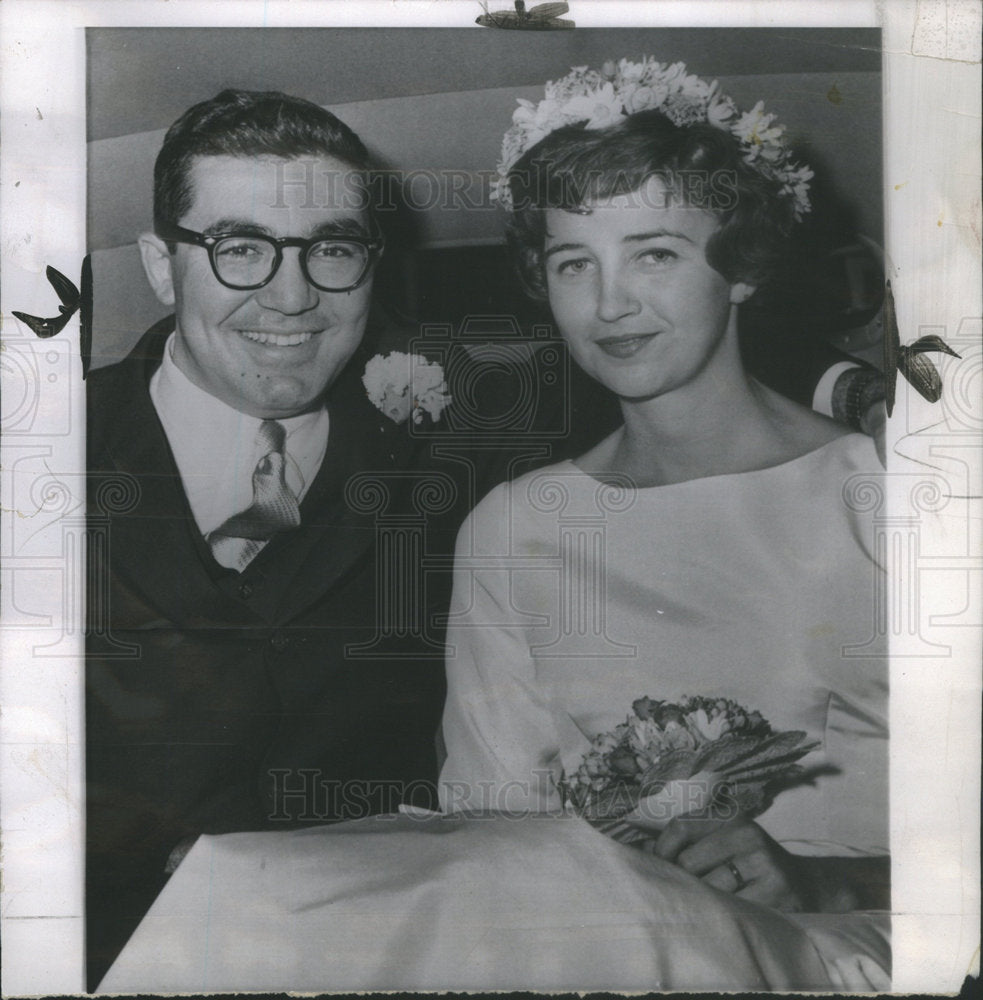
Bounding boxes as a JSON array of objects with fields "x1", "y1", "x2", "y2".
[
  {"x1": 256, "y1": 249, "x2": 319, "y2": 314},
  {"x1": 595, "y1": 270, "x2": 641, "y2": 323}
]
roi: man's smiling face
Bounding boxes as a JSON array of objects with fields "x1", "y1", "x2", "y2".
[{"x1": 149, "y1": 154, "x2": 374, "y2": 419}]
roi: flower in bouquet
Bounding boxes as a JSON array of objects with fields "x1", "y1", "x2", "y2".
[
  {"x1": 559, "y1": 695, "x2": 818, "y2": 844},
  {"x1": 362, "y1": 351, "x2": 452, "y2": 425}
]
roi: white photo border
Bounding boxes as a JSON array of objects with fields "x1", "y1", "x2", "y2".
[{"x1": 1, "y1": 1, "x2": 980, "y2": 994}]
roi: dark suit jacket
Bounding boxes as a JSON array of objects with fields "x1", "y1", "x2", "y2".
[{"x1": 85, "y1": 321, "x2": 460, "y2": 985}]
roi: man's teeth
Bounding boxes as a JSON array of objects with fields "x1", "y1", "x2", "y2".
[{"x1": 239, "y1": 330, "x2": 315, "y2": 346}]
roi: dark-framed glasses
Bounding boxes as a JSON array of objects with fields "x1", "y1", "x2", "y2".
[{"x1": 154, "y1": 220, "x2": 384, "y2": 292}]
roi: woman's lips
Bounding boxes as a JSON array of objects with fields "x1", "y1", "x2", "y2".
[{"x1": 595, "y1": 333, "x2": 658, "y2": 359}]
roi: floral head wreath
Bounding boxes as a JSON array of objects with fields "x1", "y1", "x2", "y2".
[{"x1": 494, "y1": 57, "x2": 814, "y2": 220}]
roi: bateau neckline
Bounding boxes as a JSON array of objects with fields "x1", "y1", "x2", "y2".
[{"x1": 554, "y1": 432, "x2": 871, "y2": 492}]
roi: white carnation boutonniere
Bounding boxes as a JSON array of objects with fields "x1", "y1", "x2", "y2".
[{"x1": 362, "y1": 351, "x2": 452, "y2": 426}]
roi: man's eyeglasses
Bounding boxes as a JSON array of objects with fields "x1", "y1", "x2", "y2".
[{"x1": 154, "y1": 220, "x2": 384, "y2": 292}]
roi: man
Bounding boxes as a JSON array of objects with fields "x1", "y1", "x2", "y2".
[
  {"x1": 85, "y1": 89, "x2": 454, "y2": 987},
  {"x1": 86, "y1": 87, "x2": 883, "y2": 988}
]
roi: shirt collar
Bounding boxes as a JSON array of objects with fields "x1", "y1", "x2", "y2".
[{"x1": 150, "y1": 332, "x2": 330, "y2": 535}]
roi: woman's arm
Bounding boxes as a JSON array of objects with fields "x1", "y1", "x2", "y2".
[{"x1": 439, "y1": 487, "x2": 565, "y2": 814}]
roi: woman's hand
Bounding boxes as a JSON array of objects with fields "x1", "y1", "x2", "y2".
[
  {"x1": 644, "y1": 814, "x2": 890, "y2": 913},
  {"x1": 646, "y1": 814, "x2": 816, "y2": 910}
]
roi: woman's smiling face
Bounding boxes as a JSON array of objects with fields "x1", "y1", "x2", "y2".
[{"x1": 543, "y1": 176, "x2": 753, "y2": 403}]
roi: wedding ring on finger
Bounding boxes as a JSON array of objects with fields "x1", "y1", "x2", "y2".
[{"x1": 725, "y1": 859, "x2": 748, "y2": 892}]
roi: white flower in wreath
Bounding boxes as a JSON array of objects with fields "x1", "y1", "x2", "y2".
[
  {"x1": 362, "y1": 351, "x2": 452, "y2": 426},
  {"x1": 624, "y1": 84, "x2": 664, "y2": 115},
  {"x1": 732, "y1": 101, "x2": 786, "y2": 157},
  {"x1": 706, "y1": 82, "x2": 738, "y2": 128},
  {"x1": 493, "y1": 57, "x2": 813, "y2": 221},
  {"x1": 612, "y1": 57, "x2": 643, "y2": 83},
  {"x1": 782, "y1": 162, "x2": 815, "y2": 216},
  {"x1": 562, "y1": 82, "x2": 622, "y2": 129}
]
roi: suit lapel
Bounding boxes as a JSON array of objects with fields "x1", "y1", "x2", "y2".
[
  {"x1": 92, "y1": 327, "x2": 423, "y2": 625},
  {"x1": 90, "y1": 323, "x2": 258, "y2": 624},
  {"x1": 261, "y1": 349, "x2": 422, "y2": 622},
  {"x1": 90, "y1": 321, "x2": 426, "y2": 624}
]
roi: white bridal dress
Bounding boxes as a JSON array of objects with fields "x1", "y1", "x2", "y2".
[
  {"x1": 439, "y1": 432, "x2": 890, "y2": 984},
  {"x1": 100, "y1": 434, "x2": 889, "y2": 994}
]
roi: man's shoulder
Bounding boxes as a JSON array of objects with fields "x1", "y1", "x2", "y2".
[
  {"x1": 87, "y1": 354, "x2": 131, "y2": 400},
  {"x1": 87, "y1": 355, "x2": 142, "y2": 441},
  {"x1": 88, "y1": 317, "x2": 172, "y2": 399},
  {"x1": 87, "y1": 319, "x2": 171, "y2": 459}
]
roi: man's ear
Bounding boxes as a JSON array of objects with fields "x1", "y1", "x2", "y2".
[
  {"x1": 138, "y1": 233, "x2": 176, "y2": 307},
  {"x1": 729, "y1": 281, "x2": 756, "y2": 305}
]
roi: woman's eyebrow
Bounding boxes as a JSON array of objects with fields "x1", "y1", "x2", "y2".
[
  {"x1": 624, "y1": 229, "x2": 695, "y2": 244},
  {"x1": 544, "y1": 230, "x2": 697, "y2": 258},
  {"x1": 543, "y1": 242, "x2": 586, "y2": 260}
]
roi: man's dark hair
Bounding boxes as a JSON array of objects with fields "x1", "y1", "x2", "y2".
[
  {"x1": 506, "y1": 110, "x2": 796, "y2": 299},
  {"x1": 154, "y1": 88, "x2": 371, "y2": 228}
]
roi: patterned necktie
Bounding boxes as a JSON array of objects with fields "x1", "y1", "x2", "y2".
[{"x1": 207, "y1": 420, "x2": 301, "y2": 571}]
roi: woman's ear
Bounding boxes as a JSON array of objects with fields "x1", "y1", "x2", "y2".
[
  {"x1": 138, "y1": 233, "x2": 176, "y2": 307},
  {"x1": 729, "y1": 281, "x2": 756, "y2": 305}
]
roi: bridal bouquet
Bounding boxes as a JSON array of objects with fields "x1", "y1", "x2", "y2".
[{"x1": 559, "y1": 695, "x2": 818, "y2": 844}]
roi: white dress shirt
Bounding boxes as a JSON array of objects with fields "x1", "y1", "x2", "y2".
[{"x1": 150, "y1": 333, "x2": 330, "y2": 557}]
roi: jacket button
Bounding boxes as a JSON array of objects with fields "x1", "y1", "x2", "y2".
[
  {"x1": 238, "y1": 582, "x2": 254, "y2": 600},
  {"x1": 270, "y1": 633, "x2": 289, "y2": 651}
]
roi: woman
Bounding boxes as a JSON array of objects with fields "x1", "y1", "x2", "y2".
[{"x1": 439, "y1": 60, "x2": 889, "y2": 926}]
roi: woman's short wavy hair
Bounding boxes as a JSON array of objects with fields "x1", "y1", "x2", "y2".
[{"x1": 506, "y1": 110, "x2": 797, "y2": 300}]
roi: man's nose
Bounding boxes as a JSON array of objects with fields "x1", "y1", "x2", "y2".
[
  {"x1": 595, "y1": 269, "x2": 641, "y2": 323},
  {"x1": 256, "y1": 248, "x2": 319, "y2": 314}
]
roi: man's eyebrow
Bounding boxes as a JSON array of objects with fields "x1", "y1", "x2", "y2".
[
  {"x1": 202, "y1": 219, "x2": 273, "y2": 237},
  {"x1": 200, "y1": 218, "x2": 370, "y2": 239},
  {"x1": 309, "y1": 218, "x2": 371, "y2": 239}
]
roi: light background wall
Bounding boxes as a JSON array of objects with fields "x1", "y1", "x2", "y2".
[{"x1": 87, "y1": 27, "x2": 882, "y2": 367}]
